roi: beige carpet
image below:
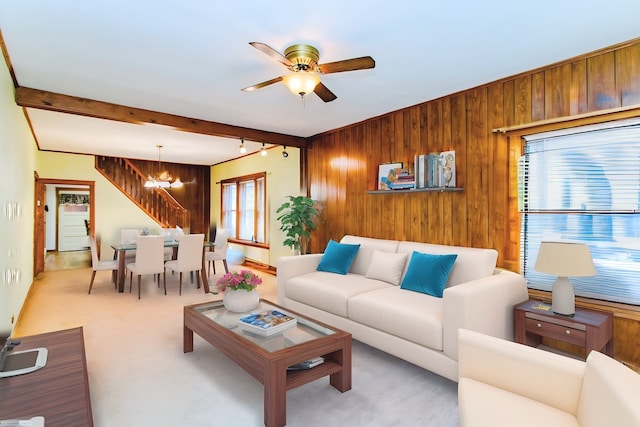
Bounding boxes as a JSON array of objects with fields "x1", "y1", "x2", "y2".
[{"x1": 15, "y1": 266, "x2": 459, "y2": 426}]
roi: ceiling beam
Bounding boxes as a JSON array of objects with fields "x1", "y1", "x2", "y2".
[{"x1": 15, "y1": 86, "x2": 308, "y2": 149}]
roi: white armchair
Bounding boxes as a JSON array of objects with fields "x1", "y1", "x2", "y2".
[{"x1": 458, "y1": 328, "x2": 640, "y2": 427}]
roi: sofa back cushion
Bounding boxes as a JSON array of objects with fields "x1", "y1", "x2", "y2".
[
  {"x1": 577, "y1": 351, "x2": 640, "y2": 427},
  {"x1": 397, "y1": 242, "x2": 498, "y2": 287},
  {"x1": 340, "y1": 235, "x2": 399, "y2": 275}
]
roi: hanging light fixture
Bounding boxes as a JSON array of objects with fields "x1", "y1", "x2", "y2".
[
  {"x1": 144, "y1": 145, "x2": 183, "y2": 189},
  {"x1": 239, "y1": 138, "x2": 247, "y2": 154},
  {"x1": 260, "y1": 142, "x2": 267, "y2": 156},
  {"x1": 283, "y1": 71, "x2": 320, "y2": 98}
]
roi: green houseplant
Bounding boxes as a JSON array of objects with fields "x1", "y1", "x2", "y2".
[{"x1": 276, "y1": 195, "x2": 319, "y2": 254}]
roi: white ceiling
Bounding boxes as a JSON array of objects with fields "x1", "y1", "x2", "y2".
[{"x1": 1, "y1": 1, "x2": 639, "y2": 165}]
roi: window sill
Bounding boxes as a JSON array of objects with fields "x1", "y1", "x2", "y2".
[{"x1": 228, "y1": 239, "x2": 269, "y2": 250}]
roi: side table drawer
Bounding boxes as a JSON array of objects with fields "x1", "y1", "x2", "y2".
[{"x1": 524, "y1": 318, "x2": 586, "y2": 347}]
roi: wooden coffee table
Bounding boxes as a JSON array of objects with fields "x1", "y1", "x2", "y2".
[{"x1": 183, "y1": 299, "x2": 352, "y2": 427}]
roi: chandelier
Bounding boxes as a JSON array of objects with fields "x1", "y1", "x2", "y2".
[{"x1": 144, "y1": 145, "x2": 183, "y2": 189}]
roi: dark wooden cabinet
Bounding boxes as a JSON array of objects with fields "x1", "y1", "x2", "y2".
[{"x1": 0, "y1": 327, "x2": 93, "y2": 426}]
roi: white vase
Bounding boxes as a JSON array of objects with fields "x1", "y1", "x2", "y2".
[{"x1": 223, "y1": 289, "x2": 259, "y2": 313}]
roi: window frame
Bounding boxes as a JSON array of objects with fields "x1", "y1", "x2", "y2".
[
  {"x1": 220, "y1": 172, "x2": 268, "y2": 247},
  {"x1": 516, "y1": 113, "x2": 640, "y2": 311}
]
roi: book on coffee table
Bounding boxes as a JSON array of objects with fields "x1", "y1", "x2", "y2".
[{"x1": 237, "y1": 309, "x2": 297, "y2": 337}]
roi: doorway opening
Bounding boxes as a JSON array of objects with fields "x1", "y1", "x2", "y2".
[{"x1": 34, "y1": 177, "x2": 95, "y2": 276}]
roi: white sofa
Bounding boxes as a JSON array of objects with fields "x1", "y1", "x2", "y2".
[
  {"x1": 458, "y1": 328, "x2": 640, "y2": 427},
  {"x1": 277, "y1": 235, "x2": 529, "y2": 381}
]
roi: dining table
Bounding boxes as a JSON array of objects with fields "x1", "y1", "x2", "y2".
[{"x1": 110, "y1": 240, "x2": 215, "y2": 294}]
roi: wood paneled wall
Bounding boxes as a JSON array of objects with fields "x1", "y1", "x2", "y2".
[
  {"x1": 128, "y1": 159, "x2": 211, "y2": 236},
  {"x1": 306, "y1": 39, "x2": 640, "y2": 368},
  {"x1": 307, "y1": 39, "x2": 640, "y2": 266}
]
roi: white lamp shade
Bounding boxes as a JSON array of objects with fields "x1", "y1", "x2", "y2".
[
  {"x1": 535, "y1": 241, "x2": 596, "y2": 315},
  {"x1": 534, "y1": 241, "x2": 596, "y2": 277},
  {"x1": 283, "y1": 72, "x2": 320, "y2": 96}
]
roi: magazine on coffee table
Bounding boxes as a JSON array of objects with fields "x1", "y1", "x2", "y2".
[
  {"x1": 237, "y1": 309, "x2": 297, "y2": 337},
  {"x1": 287, "y1": 356, "x2": 324, "y2": 371}
]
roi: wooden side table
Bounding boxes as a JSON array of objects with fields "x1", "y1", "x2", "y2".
[{"x1": 514, "y1": 300, "x2": 613, "y2": 357}]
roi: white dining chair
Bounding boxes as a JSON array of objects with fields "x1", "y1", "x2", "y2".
[
  {"x1": 88, "y1": 236, "x2": 119, "y2": 294},
  {"x1": 161, "y1": 228, "x2": 177, "y2": 261},
  {"x1": 205, "y1": 229, "x2": 229, "y2": 276},
  {"x1": 120, "y1": 228, "x2": 141, "y2": 264},
  {"x1": 126, "y1": 235, "x2": 166, "y2": 299},
  {"x1": 165, "y1": 233, "x2": 204, "y2": 295}
]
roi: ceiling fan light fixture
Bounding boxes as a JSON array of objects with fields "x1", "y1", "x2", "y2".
[{"x1": 283, "y1": 72, "x2": 320, "y2": 97}]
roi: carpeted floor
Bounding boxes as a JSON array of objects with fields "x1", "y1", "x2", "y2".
[{"x1": 15, "y1": 265, "x2": 459, "y2": 426}]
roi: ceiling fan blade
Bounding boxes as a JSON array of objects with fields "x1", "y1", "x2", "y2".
[
  {"x1": 249, "y1": 42, "x2": 293, "y2": 67},
  {"x1": 241, "y1": 76, "x2": 284, "y2": 92},
  {"x1": 314, "y1": 82, "x2": 337, "y2": 103},
  {"x1": 318, "y1": 56, "x2": 375, "y2": 74}
]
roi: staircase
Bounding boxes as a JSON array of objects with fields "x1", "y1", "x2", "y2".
[{"x1": 95, "y1": 156, "x2": 190, "y2": 228}]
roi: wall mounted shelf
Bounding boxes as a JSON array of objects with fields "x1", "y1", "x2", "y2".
[{"x1": 366, "y1": 187, "x2": 464, "y2": 194}]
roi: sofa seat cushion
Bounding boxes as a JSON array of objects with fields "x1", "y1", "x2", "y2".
[
  {"x1": 348, "y1": 287, "x2": 443, "y2": 349},
  {"x1": 284, "y1": 271, "x2": 392, "y2": 317},
  {"x1": 459, "y1": 378, "x2": 580, "y2": 427}
]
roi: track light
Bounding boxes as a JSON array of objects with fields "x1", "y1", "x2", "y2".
[
  {"x1": 239, "y1": 138, "x2": 247, "y2": 154},
  {"x1": 282, "y1": 146, "x2": 289, "y2": 158},
  {"x1": 261, "y1": 143, "x2": 267, "y2": 156}
]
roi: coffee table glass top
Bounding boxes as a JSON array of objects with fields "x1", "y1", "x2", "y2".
[{"x1": 194, "y1": 300, "x2": 336, "y2": 353}]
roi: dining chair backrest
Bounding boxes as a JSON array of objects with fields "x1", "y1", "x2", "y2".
[
  {"x1": 176, "y1": 234, "x2": 205, "y2": 270},
  {"x1": 213, "y1": 229, "x2": 229, "y2": 258},
  {"x1": 133, "y1": 235, "x2": 165, "y2": 275},
  {"x1": 89, "y1": 235, "x2": 100, "y2": 266},
  {"x1": 120, "y1": 228, "x2": 140, "y2": 244}
]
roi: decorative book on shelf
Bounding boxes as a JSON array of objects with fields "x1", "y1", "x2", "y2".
[
  {"x1": 237, "y1": 310, "x2": 297, "y2": 337},
  {"x1": 287, "y1": 356, "x2": 324, "y2": 371},
  {"x1": 414, "y1": 150, "x2": 456, "y2": 189}
]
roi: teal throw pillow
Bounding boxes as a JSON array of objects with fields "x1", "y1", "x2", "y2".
[
  {"x1": 400, "y1": 251, "x2": 458, "y2": 297},
  {"x1": 317, "y1": 239, "x2": 361, "y2": 275}
]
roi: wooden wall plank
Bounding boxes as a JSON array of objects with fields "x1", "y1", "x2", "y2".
[
  {"x1": 531, "y1": 71, "x2": 545, "y2": 121},
  {"x1": 544, "y1": 64, "x2": 572, "y2": 119},
  {"x1": 616, "y1": 44, "x2": 640, "y2": 106},
  {"x1": 514, "y1": 76, "x2": 532, "y2": 125},
  {"x1": 570, "y1": 59, "x2": 588, "y2": 115},
  {"x1": 587, "y1": 51, "x2": 619, "y2": 110}
]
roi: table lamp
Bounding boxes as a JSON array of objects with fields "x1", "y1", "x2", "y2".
[{"x1": 534, "y1": 241, "x2": 596, "y2": 315}]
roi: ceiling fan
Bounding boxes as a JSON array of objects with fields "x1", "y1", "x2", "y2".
[{"x1": 241, "y1": 42, "x2": 375, "y2": 102}]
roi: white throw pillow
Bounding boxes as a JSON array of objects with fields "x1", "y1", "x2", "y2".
[{"x1": 365, "y1": 250, "x2": 407, "y2": 286}]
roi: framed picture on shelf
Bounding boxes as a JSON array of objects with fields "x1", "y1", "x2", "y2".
[{"x1": 378, "y1": 162, "x2": 403, "y2": 190}]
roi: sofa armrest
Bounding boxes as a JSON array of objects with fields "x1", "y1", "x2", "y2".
[
  {"x1": 276, "y1": 254, "x2": 324, "y2": 305},
  {"x1": 458, "y1": 329, "x2": 585, "y2": 416},
  {"x1": 442, "y1": 269, "x2": 529, "y2": 361}
]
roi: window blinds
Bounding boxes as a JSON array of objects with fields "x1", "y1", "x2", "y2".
[{"x1": 519, "y1": 118, "x2": 640, "y2": 305}]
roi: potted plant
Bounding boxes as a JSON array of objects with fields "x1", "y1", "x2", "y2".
[{"x1": 276, "y1": 195, "x2": 319, "y2": 255}]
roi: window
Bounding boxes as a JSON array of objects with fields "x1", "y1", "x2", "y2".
[
  {"x1": 221, "y1": 173, "x2": 266, "y2": 244},
  {"x1": 519, "y1": 118, "x2": 640, "y2": 306}
]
